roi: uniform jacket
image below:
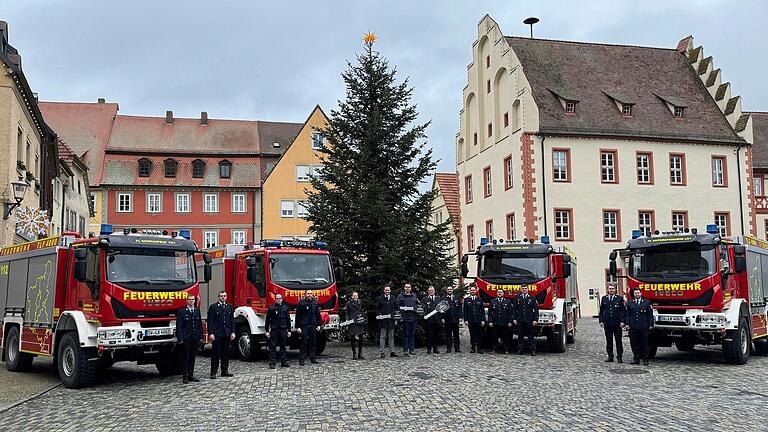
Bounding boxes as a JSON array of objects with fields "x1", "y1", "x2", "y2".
[
  {"x1": 489, "y1": 297, "x2": 512, "y2": 325},
  {"x1": 598, "y1": 294, "x2": 625, "y2": 327},
  {"x1": 441, "y1": 294, "x2": 462, "y2": 324},
  {"x1": 344, "y1": 299, "x2": 365, "y2": 336},
  {"x1": 265, "y1": 303, "x2": 291, "y2": 332},
  {"x1": 625, "y1": 298, "x2": 654, "y2": 330},
  {"x1": 296, "y1": 298, "x2": 322, "y2": 327},
  {"x1": 513, "y1": 294, "x2": 539, "y2": 323},
  {"x1": 206, "y1": 301, "x2": 235, "y2": 337},
  {"x1": 375, "y1": 294, "x2": 398, "y2": 329},
  {"x1": 463, "y1": 295, "x2": 485, "y2": 323},
  {"x1": 422, "y1": 294, "x2": 442, "y2": 324},
  {"x1": 397, "y1": 292, "x2": 419, "y2": 322},
  {"x1": 176, "y1": 306, "x2": 203, "y2": 342}
]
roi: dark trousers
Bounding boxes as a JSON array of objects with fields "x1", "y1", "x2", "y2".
[
  {"x1": 268, "y1": 330, "x2": 288, "y2": 365},
  {"x1": 493, "y1": 325, "x2": 509, "y2": 352},
  {"x1": 468, "y1": 323, "x2": 483, "y2": 350},
  {"x1": 210, "y1": 336, "x2": 230, "y2": 375},
  {"x1": 402, "y1": 321, "x2": 416, "y2": 352},
  {"x1": 629, "y1": 329, "x2": 650, "y2": 361},
  {"x1": 444, "y1": 322, "x2": 460, "y2": 352},
  {"x1": 350, "y1": 336, "x2": 363, "y2": 355},
  {"x1": 181, "y1": 340, "x2": 199, "y2": 379},
  {"x1": 604, "y1": 324, "x2": 623, "y2": 359},
  {"x1": 425, "y1": 321, "x2": 441, "y2": 351},
  {"x1": 299, "y1": 326, "x2": 317, "y2": 361},
  {"x1": 517, "y1": 322, "x2": 536, "y2": 353}
]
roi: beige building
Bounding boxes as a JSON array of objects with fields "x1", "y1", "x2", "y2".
[
  {"x1": 456, "y1": 16, "x2": 753, "y2": 316},
  {"x1": 51, "y1": 140, "x2": 93, "y2": 236},
  {"x1": 431, "y1": 173, "x2": 461, "y2": 269}
]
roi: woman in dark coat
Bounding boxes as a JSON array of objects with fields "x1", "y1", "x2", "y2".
[{"x1": 344, "y1": 292, "x2": 366, "y2": 360}]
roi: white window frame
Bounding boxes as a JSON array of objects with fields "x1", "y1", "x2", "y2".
[
  {"x1": 117, "y1": 192, "x2": 132, "y2": 213},
  {"x1": 603, "y1": 211, "x2": 618, "y2": 241},
  {"x1": 622, "y1": 104, "x2": 632, "y2": 116},
  {"x1": 297, "y1": 200, "x2": 309, "y2": 218},
  {"x1": 638, "y1": 212, "x2": 652, "y2": 237},
  {"x1": 670, "y1": 155, "x2": 684, "y2": 185},
  {"x1": 712, "y1": 157, "x2": 725, "y2": 187},
  {"x1": 507, "y1": 214, "x2": 516, "y2": 241},
  {"x1": 636, "y1": 154, "x2": 650, "y2": 184},
  {"x1": 483, "y1": 167, "x2": 492, "y2": 197},
  {"x1": 296, "y1": 165, "x2": 311, "y2": 182},
  {"x1": 754, "y1": 176, "x2": 764, "y2": 197},
  {"x1": 565, "y1": 101, "x2": 576, "y2": 113},
  {"x1": 554, "y1": 210, "x2": 571, "y2": 240},
  {"x1": 601, "y1": 152, "x2": 616, "y2": 183},
  {"x1": 672, "y1": 212, "x2": 686, "y2": 231},
  {"x1": 232, "y1": 193, "x2": 246, "y2": 213},
  {"x1": 714, "y1": 213, "x2": 728, "y2": 236},
  {"x1": 281, "y1": 200, "x2": 295, "y2": 218},
  {"x1": 311, "y1": 132, "x2": 325, "y2": 150},
  {"x1": 505, "y1": 157, "x2": 513, "y2": 189},
  {"x1": 175, "y1": 193, "x2": 190, "y2": 213},
  {"x1": 203, "y1": 193, "x2": 219, "y2": 213},
  {"x1": 204, "y1": 231, "x2": 218, "y2": 249},
  {"x1": 232, "y1": 230, "x2": 246, "y2": 245},
  {"x1": 486, "y1": 220, "x2": 494, "y2": 242},
  {"x1": 146, "y1": 192, "x2": 162, "y2": 213},
  {"x1": 553, "y1": 150, "x2": 568, "y2": 181}
]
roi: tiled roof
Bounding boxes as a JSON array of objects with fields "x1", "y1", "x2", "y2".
[
  {"x1": 505, "y1": 37, "x2": 744, "y2": 144},
  {"x1": 434, "y1": 172, "x2": 460, "y2": 232},
  {"x1": 39, "y1": 101, "x2": 118, "y2": 184},
  {"x1": 57, "y1": 139, "x2": 76, "y2": 165},
  {"x1": 747, "y1": 112, "x2": 768, "y2": 168}
]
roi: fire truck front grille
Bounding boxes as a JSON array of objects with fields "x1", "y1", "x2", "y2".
[
  {"x1": 140, "y1": 321, "x2": 170, "y2": 328},
  {"x1": 650, "y1": 289, "x2": 714, "y2": 307},
  {"x1": 111, "y1": 298, "x2": 178, "y2": 319}
]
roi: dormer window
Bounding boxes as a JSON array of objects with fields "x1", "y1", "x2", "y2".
[
  {"x1": 138, "y1": 158, "x2": 152, "y2": 177},
  {"x1": 164, "y1": 159, "x2": 178, "y2": 178},
  {"x1": 674, "y1": 106, "x2": 684, "y2": 118},
  {"x1": 565, "y1": 101, "x2": 576, "y2": 114},
  {"x1": 192, "y1": 159, "x2": 205, "y2": 178},
  {"x1": 622, "y1": 104, "x2": 633, "y2": 116},
  {"x1": 311, "y1": 132, "x2": 325, "y2": 150},
  {"x1": 219, "y1": 160, "x2": 232, "y2": 178}
]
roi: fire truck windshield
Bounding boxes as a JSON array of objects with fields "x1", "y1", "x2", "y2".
[
  {"x1": 269, "y1": 253, "x2": 333, "y2": 288},
  {"x1": 106, "y1": 248, "x2": 196, "y2": 290},
  {"x1": 480, "y1": 252, "x2": 549, "y2": 284},
  {"x1": 629, "y1": 243, "x2": 717, "y2": 282}
]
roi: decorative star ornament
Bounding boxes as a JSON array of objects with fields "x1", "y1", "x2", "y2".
[{"x1": 363, "y1": 32, "x2": 377, "y2": 45}]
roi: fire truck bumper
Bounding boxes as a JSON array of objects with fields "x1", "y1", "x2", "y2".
[
  {"x1": 653, "y1": 311, "x2": 729, "y2": 331},
  {"x1": 97, "y1": 323, "x2": 177, "y2": 348},
  {"x1": 324, "y1": 314, "x2": 341, "y2": 331}
]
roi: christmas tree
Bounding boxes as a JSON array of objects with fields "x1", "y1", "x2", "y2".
[{"x1": 306, "y1": 33, "x2": 456, "y2": 305}]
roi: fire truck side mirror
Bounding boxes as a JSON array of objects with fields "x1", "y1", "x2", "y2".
[
  {"x1": 608, "y1": 261, "x2": 617, "y2": 278},
  {"x1": 335, "y1": 265, "x2": 345, "y2": 283},
  {"x1": 733, "y1": 245, "x2": 747, "y2": 273},
  {"x1": 203, "y1": 264, "x2": 212, "y2": 283},
  {"x1": 562, "y1": 259, "x2": 572, "y2": 279},
  {"x1": 461, "y1": 263, "x2": 469, "y2": 278},
  {"x1": 203, "y1": 253, "x2": 212, "y2": 264},
  {"x1": 461, "y1": 255, "x2": 469, "y2": 264}
]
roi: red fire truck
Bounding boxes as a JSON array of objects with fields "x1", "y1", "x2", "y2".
[
  {"x1": 609, "y1": 225, "x2": 768, "y2": 364},
  {"x1": 199, "y1": 239, "x2": 344, "y2": 361},
  {"x1": 461, "y1": 236, "x2": 579, "y2": 352},
  {"x1": 0, "y1": 225, "x2": 211, "y2": 388}
]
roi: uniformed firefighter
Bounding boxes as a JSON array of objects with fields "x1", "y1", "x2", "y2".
[
  {"x1": 296, "y1": 290, "x2": 323, "y2": 366},
  {"x1": 441, "y1": 286, "x2": 462, "y2": 353},
  {"x1": 265, "y1": 294, "x2": 292, "y2": 369},
  {"x1": 513, "y1": 284, "x2": 539, "y2": 356},
  {"x1": 488, "y1": 288, "x2": 513, "y2": 354},
  {"x1": 463, "y1": 285, "x2": 485, "y2": 353},
  {"x1": 422, "y1": 285, "x2": 442, "y2": 354},
  {"x1": 176, "y1": 295, "x2": 203, "y2": 384},
  {"x1": 207, "y1": 290, "x2": 235, "y2": 378},
  {"x1": 599, "y1": 283, "x2": 625, "y2": 363},
  {"x1": 625, "y1": 288, "x2": 654, "y2": 365}
]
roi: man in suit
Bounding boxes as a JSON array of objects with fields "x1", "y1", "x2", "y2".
[
  {"x1": 513, "y1": 284, "x2": 539, "y2": 356},
  {"x1": 176, "y1": 294, "x2": 203, "y2": 384},
  {"x1": 422, "y1": 285, "x2": 442, "y2": 354},
  {"x1": 625, "y1": 288, "x2": 654, "y2": 365},
  {"x1": 599, "y1": 283, "x2": 625, "y2": 363},
  {"x1": 396, "y1": 283, "x2": 419, "y2": 355},
  {"x1": 296, "y1": 290, "x2": 322, "y2": 366},
  {"x1": 463, "y1": 285, "x2": 485, "y2": 353},
  {"x1": 488, "y1": 288, "x2": 512, "y2": 354},
  {"x1": 441, "y1": 286, "x2": 462, "y2": 353},
  {"x1": 265, "y1": 294, "x2": 292, "y2": 369},
  {"x1": 207, "y1": 290, "x2": 235, "y2": 379},
  {"x1": 375, "y1": 286, "x2": 398, "y2": 358}
]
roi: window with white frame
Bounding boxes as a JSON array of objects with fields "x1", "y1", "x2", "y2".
[
  {"x1": 672, "y1": 212, "x2": 687, "y2": 231},
  {"x1": 670, "y1": 155, "x2": 684, "y2": 185},
  {"x1": 754, "y1": 176, "x2": 764, "y2": 197},
  {"x1": 485, "y1": 220, "x2": 494, "y2": 242},
  {"x1": 232, "y1": 193, "x2": 246, "y2": 213},
  {"x1": 711, "y1": 157, "x2": 725, "y2": 186},
  {"x1": 147, "y1": 193, "x2": 161, "y2": 213},
  {"x1": 483, "y1": 167, "x2": 492, "y2": 197},
  {"x1": 281, "y1": 200, "x2": 294, "y2": 217},
  {"x1": 553, "y1": 150, "x2": 569, "y2": 181},
  {"x1": 714, "y1": 213, "x2": 728, "y2": 236},
  {"x1": 636, "y1": 153, "x2": 651, "y2": 184},
  {"x1": 296, "y1": 165, "x2": 310, "y2": 182},
  {"x1": 204, "y1": 231, "x2": 218, "y2": 248},
  {"x1": 176, "y1": 193, "x2": 190, "y2": 213},
  {"x1": 601, "y1": 151, "x2": 616, "y2": 183},
  {"x1": 603, "y1": 210, "x2": 619, "y2": 241},
  {"x1": 117, "y1": 193, "x2": 132, "y2": 212},
  {"x1": 588, "y1": 288, "x2": 597, "y2": 301},
  {"x1": 554, "y1": 210, "x2": 571, "y2": 240},
  {"x1": 311, "y1": 132, "x2": 325, "y2": 150},
  {"x1": 232, "y1": 230, "x2": 246, "y2": 245},
  {"x1": 506, "y1": 213, "x2": 516, "y2": 240},
  {"x1": 638, "y1": 211, "x2": 653, "y2": 237},
  {"x1": 203, "y1": 193, "x2": 218, "y2": 213},
  {"x1": 297, "y1": 200, "x2": 309, "y2": 218},
  {"x1": 504, "y1": 156, "x2": 513, "y2": 189}
]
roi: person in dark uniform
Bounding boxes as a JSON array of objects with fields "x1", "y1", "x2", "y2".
[
  {"x1": 513, "y1": 284, "x2": 539, "y2": 356},
  {"x1": 265, "y1": 294, "x2": 292, "y2": 369},
  {"x1": 625, "y1": 288, "x2": 654, "y2": 365},
  {"x1": 176, "y1": 294, "x2": 203, "y2": 384},
  {"x1": 397, "y1": 283, "x2": 419, "y2": 355},
  {"x1": 344, "y1": 291, "x2": 366, "y2": 360},
  {"x1": 207, "y1": 290, "x2": 235, "y2": 379},
  {"x1": 375, "y1": 286, "x2": 398, "y2": 358},
  {"x1": 463, "y1": 285, "x2": 485, "y2": 353},
  {"x1": 422, "y1": 286, "x2": 442, "y2": 354},
  {"x1": 441, "y1": 286, "x2": 461, "y2": 353},
  {"x1": 296, "y1": 290, "x2": 322, "y2": 366},
  {"x1": 599, "y1": 283, "x2": 625, "y2": 363},
  {"x1": 488, "y1": 289, "x2": 512, "y2": 354}
]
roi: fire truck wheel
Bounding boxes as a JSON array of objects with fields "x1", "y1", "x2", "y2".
[
  {"x1": 723, "y1": 317, "x2": 750, "y2": 365},
  {"x1": 648, "y1": 344, "x2": 658, "y2": 359},
  {"x1": 4, "y1": 326, "x2": 34, "y2": 372},
  {"x1": 57, "y1": 332, "x2": 96, "y2": 389},
  {"x1": 755, "y1": 339, "x2": 768, "y2": 356},
  {"x1": 236, "y1": 327, "x2": 258, "y2": 362},
  {"x1": 315, "y1": 331, "x2": 327, "y2": 356},
  {"x1": 566, "y1": 317, "x2": 576, "y2": 344},
  {"x1": 547, "y1": 324, "x2": 567, "y2": 353}
]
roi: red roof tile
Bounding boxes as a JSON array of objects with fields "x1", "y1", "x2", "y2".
[
  {"x1": 747, "y1": 112, "x2": 768, "y2": 169},
  {"x1": 434, "y1": 172, "x2": 461, "y2": 232}
]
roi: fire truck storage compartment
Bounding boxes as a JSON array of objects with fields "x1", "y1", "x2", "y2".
[
  {"x1": 1, "y1": 249, "x2": 58, "y2": 324},
  {"x1": 746, "y1": 247, "x2": 768, "y2": 305}
]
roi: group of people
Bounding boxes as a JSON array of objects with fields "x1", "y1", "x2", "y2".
[{"x1": 599, "y1": 283, "x2": 655, "y2": 365}]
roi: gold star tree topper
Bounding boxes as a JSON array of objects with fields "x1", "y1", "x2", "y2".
[{"x1": 363, "y1": 32, "x2": 377, "y2": 45}]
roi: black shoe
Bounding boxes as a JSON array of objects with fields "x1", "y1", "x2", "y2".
[
  {"x1": 516, "y1": 351, "x2": 524, "y2": 355},
  {"x1": 281, "y1": 363, "x2": 290, "y2": 368},
  {"x1": 455, "y1": 350, "x2": 462, "y2": 353},
  {"x1": 269, "y1": 363, "x2": 276, "y2": 369},
  {"x1": 470, "y1": 346, "x2": 476, "y2": 353},
  {"x1": 210, "y1": 374, "x2": 217, "y2": 379},
  {"x1": 183, "y1": 377, "x2": 189, "y2": 384},
  {"x1": 299, "y1": 361, "x2": 305, "y2": 366},
  {"x1": 380, "y1": 353, "x2": 385, "y2": 359},
  {"x1": 390, "y1": 352, "x2": 398, "y2": 358},
  {"x1": 617, "y1": 358, "x2": 623, "y2": 364},
  {"x1": 643, "y1": 360, "x2": 649, "y2": 366},
  {"x1": 434, "y1": 350, "x2": 440, "y2": 354},
  {"x1": 446, "y1": 347, "x2": 452, "y2": 353},
  {"x1": 189, "y1": 376, "x2": 200, "y2": 382},
  {"x1": 409, "y1": 350, "x2": 415, "y2": 356},
  {"x1": 352, "y1": 353, "x2": 357, "y2": 360},
  {"x1": 531, "y1": 352, "x2": 536, "y2": 357},
  {"x1": 427, "y1": 348, "x2": 432, "y2": 354},
  {"x1": 357, "y1": 354, "x2": 365, "y2": 360},
  {"x1": 630, "y1": 359, "x2": 640, "y2": 365},
  {"x1": 222, "y1": 372, "x2": 233, "y2": 377},
  {"x1": 311, "y1": 359, "x2": 318, "y2": 364},
  {"x1": 605, "y1": 358, "x2": 614, "y2": 363}
]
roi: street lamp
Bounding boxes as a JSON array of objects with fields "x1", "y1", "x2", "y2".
[{"x1": 4, "y1": 178, "x2": 29, "y2": 220}]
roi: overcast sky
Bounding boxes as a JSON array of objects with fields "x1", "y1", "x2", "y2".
[{"x1": 4, "y1": 1, "x2": 767, "y2": 174}]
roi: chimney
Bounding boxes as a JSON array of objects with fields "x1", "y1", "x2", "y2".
[
  {"x1": 165, "y1": 110, "x2": 173, "y2": 124},
  {"x1": 97, "y1": 98, "x2": 105, "y2": 104},
  {"x1": 200, "y1": 111, "x2": 208, "y2": 125}
]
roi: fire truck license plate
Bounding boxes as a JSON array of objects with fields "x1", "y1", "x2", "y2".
[
  {"x1": 145, "y1": 328, "x2": 173, "y2": 337},
  {"x1": 657, "y1": 315, "x2": 686, "y2": 323}
]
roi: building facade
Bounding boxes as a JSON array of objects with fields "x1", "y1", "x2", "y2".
[
  {"x1": 51, "y1": 140, "x2": 93, "y2": 237},
  {"x1": 749, "y1": 112, "x2": 768, "y2": 238},
  {"x1": 456, "y1": 16, "x2": 753, "y2": 316},
  {"x1": 431, "y1": 172, "x2": 461, "y2": 269}
]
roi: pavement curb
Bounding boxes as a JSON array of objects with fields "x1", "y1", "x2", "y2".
[{"x1": 0, "y1": 383, "x2": 62, "y2": 414}]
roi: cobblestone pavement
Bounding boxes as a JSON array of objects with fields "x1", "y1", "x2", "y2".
[{"x1": 1, "y1": 319, "x2": 768, "y2": 431}]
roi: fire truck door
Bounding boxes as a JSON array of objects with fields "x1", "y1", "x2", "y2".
[{"x1": 74, "y1": 247, "x2": 100, "y2": 314}]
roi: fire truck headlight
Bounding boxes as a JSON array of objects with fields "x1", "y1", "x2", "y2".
[
  {"x1": 698, "y1": 314, "x2": 726, "y2": 324},
  {"x1": 100, "y1": 329, "x2": 128, "y2": 341},
  {"x1": 537, "y1": 312, "x2": 556, "y2": 323}
]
